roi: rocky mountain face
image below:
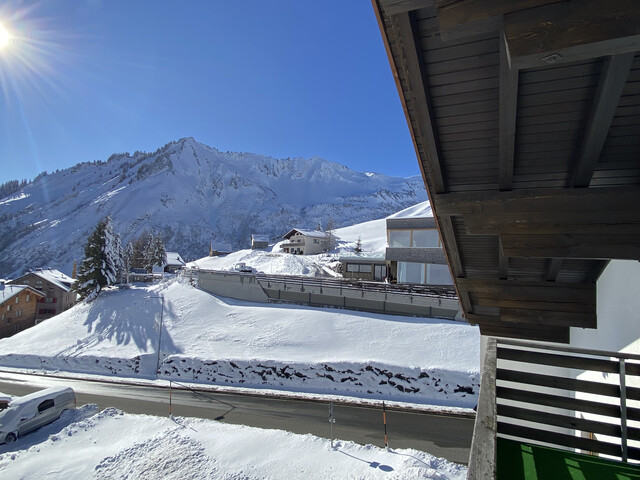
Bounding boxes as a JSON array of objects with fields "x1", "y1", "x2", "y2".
[{"x1": 0, "y1": 137, "x2": 426, "y2": 277}]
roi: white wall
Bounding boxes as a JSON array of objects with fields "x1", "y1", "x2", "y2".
[
  {"x1": 570, "y1": 260, "x2": 640, "y2": 457},
  {"x1": 571, "y1": 260, "x2": 640, "y2": 353}
]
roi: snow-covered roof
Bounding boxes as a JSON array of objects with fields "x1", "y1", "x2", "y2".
[
  {"x1": 0, "y1": 284, "x2": 44, "y2": 304},
  {"x1": 26, "y1": 269, "x2": 75, "y2": 292},
  {"x1": 251, "y1": 234, "x2": 269, "y2": 242},
  {"x1": 386, "y1": 201, "x2": 432, "y2": 219},
  {"x1": 283, "y1": 228, "x2": 328, "y2": 240},
  {"x1": 166, "y1": 252, "x2": 185, "y2": 266},
  {"x1": 338, "y1": 252, "x2": 386, "y2": 262},
  {"x1": 211, "y1": 242, "x2": 232, "y2": 252}
]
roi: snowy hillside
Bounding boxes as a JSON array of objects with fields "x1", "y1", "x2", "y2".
[
  {"x1": 187, "y1": 201, "x2": 407, "y2": 275},
  {"x1": 0, "y1": 405, "x2": 467, "y2": 479},
  {"x1": 0, "y1": 276, "x2": 480, "y2": 408},
  {"x1": 0, "y1": 137, "x2": 427, "y2": 278}
]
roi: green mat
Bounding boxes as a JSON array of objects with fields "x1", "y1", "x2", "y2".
[{"x1": 497, "y1": 438, "x2": 640, "y2": 480}]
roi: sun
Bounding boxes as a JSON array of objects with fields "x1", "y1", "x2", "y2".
[{"x1": 0, "y1": 22, "x2": 11, "y2": 49}]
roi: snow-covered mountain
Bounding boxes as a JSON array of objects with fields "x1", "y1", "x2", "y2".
[{"x1": 0, "y1": 137, "x2": 426, "y2": 278}]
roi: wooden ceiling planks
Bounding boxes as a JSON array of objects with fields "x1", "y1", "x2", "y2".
[{"x1": 373, "y1": 0, "x2": 640, "y2": 342}]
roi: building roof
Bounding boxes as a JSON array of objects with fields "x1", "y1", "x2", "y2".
[
  {"x1": 374, "y1": 0, "x2": 640, "y2": 343},
  {"x1": 283, "y1": 228, "x2": 329, "y2": 240},
  {"x1": 211, "y1": 242, "x2": 232, "y2": 252},
  {"x1": 0, "y1": 284, "x2": 45, "y2": 304},
  {"x1": 166, "y1": 252, "x2": 185, "y2": 267},
  {"x1": 19, "y1": 268, "x2": 75, "y2": 292},
  {"x1": 252, "y1": 234, "x2": 270, "y2": 242},
  {"x1": 339, "y1": 252, "x2": 386, "y2": 262}
]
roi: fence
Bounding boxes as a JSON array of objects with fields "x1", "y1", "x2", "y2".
[
  {"x1": 468, "y1": 338, "x2": 640, "y2": 479},
  {"x1": 194, "y1": 269, "x2": 461, "y2": 320}
]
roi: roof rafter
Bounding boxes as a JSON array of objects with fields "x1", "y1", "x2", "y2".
[
  {"x1": 571, "y1": 54, "x2": 635, "y2": 187},
  {"x1": 504, "y1": 0, "x2": 640, "y2": 69}
]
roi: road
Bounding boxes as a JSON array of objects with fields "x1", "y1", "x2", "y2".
[{"x1": 0, "y1": 371, "x2": 474, "y2": 464}]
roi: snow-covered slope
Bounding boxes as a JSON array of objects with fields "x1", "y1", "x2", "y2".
[
  {"x1": 0, "y1": 405, "x2": 467, "y2": 479},
  {"x1": 188, "y1": 200, "x2": 431, "y2": 276},
  {"x1": 0, "y1": 137, "x2": 426, "y2": 278},
  {"x1": 0, "y1": 277, "x2": 480, "y2": 408}
]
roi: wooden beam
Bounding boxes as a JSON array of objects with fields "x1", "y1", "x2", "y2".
[
  {"x1": 499, "y1": 31, "x2": 518, "y2": 191},
  {"x1": 434, "y1": 186, "x2": 640, "y2": 216},
  {"x1": 390, "y1": 12, "x2": 447, "y2": 194},
  {"x1": 458, "y1": 277, "x2": 595, "y2": 313},
  {"x1": 467, "y1": 308, "x2": 596, "y2": 328},
  {"x1": 463, "y1": 210, "x2": 640, "y2": 236},
  {"x1": 435, "y1": 0, "x2": 561, "y2": 41},
  {"x1": 571, "y1": 54, "x2": 635, "y2": 187},
  {"x1": 504, "y1": 0, "x2": 640, "y2": 69},
  {"x1": 380, "y1": 0, "x2": 433, "y2": 16},
  {"x1": 500, "y1": 234, "x2": 640, "y2": 260},
  {"x1": 479, "y1": 324, "x2": 569, "y2": 343}
]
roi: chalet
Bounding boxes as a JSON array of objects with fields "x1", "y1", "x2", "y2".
[
  {"x1": 386, "y1": 205, "x2": 453, "y2": 286},
  {"x1": 374, "y1": 0, "x2": 640, "y2": 476},
  {"x1": 8, "y1": 268, "x2": 76, "y2": 322},
  {"x1": 281, "y1": 229, "x2": 329, "y2": 255},
  {"x1": 164, "y1": 252, "x2": 186, "y2": 273},
  {"x1": 0, "y1": 283, "x2": 46, "y2": 338},
  {"x1": 251, "y1": 234, "x2": 269, "y2": 250},
  {"x1": 339, "y1": 253, "x2": 387, "y2": 282}
]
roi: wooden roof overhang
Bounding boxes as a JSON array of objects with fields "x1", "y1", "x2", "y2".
[{"x1": 372, "y1": 0, "x2": 640, "y2": 343}]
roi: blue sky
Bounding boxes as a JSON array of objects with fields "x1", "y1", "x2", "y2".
[{"x1": 0, "y1": 1, "x2": 418, "y2": 184}]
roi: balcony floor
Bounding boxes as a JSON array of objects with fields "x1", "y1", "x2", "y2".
[{"x1": 497, "y1": 438, "x2": 640, "y2": 480}]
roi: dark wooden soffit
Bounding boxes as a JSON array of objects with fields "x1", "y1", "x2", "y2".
[{"x1": 373, "y1": 0, "x2": 640, "y2": 343}]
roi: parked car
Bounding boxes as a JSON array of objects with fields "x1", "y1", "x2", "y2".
[{"x1": 0, "y1": 386, "x2": 76, "y2": 443}]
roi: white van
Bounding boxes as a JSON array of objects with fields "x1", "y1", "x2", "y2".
[{"x1": 0, "y1": 386, "x2": 76, "y2": 443}]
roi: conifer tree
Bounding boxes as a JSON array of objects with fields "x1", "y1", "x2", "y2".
[{"x1": 73, "y1": 216, "x2": 123, "y2": 301}]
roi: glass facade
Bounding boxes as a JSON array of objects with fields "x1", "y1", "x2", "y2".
[
  {"x1": 388, "y1": 228, "x2": 440, "y2": 248},
  {"x1": 397, "y1": 261, "x2": 453, "y2": 285}
]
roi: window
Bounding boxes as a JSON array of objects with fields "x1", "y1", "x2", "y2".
[
  {"x1": 26, "y1": 294, "x2": 30, "y2": 302},
  {"x1": 427, "y1": 264, "x2": 453, "y2": 285},
  {"x1": 15, "y1": 310, "x2": 21, "y2": 317},
  {"x1": 37, "y1": 399, "x2": 55, "y2": 412},
  {"x1": 397, "y1": 262, "x2": 426, "y2": 284},
  {"x1": 15, "y1": 297, "x2": 19, "y2": 304},
  {"x1": 412, "y1": 229, "x2": 440, "y2": 247},
  {"x1": 346, "y1": 263, "x2": 372, "y2": 273},
  {"x1": 6, "y1": 304, "x2": 10, "y2": 312},
  {"x1": 388, "y1": 230, "x2": 411, "y2": 247}
]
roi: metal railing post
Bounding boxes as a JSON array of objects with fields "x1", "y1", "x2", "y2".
[{"x1": 620, "y1": 358, "x2": 628, "y2": 462}]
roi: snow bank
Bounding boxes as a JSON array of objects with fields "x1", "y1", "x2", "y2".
[
  {"x1": 0, "y1": 277, "x2": 480, "y2": 408},
  {"x1": 0, "y1": 406, "x2": 467, "y2": 479}
]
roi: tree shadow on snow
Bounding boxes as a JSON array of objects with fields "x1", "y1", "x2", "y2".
[{"x1": 81, "y1": 290, "x2": 181, "y2": 355}]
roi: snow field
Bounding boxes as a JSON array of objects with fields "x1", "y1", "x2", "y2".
[
  {"x1": 0, "y1": 276, "x2": 480, "y2": 408},
  {"x1": 0, "y1": 405, "x2": 467, "y2": 479}
]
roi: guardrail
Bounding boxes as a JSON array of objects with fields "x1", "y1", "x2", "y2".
[
  {"x1": 193, "y1": 269, "x2": 460, "y2": 320},
  {"x1": 253, "y1": 271, "x2": 457, "y2": 299}
]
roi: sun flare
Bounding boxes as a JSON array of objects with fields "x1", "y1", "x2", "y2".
[{"x1": 0, "y1": 22, "x2": 11, "y2": 49}]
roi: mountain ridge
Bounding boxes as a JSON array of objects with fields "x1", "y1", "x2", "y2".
[{"x1": 0, "y1": 137, "x2": 426, "y2": 278}]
